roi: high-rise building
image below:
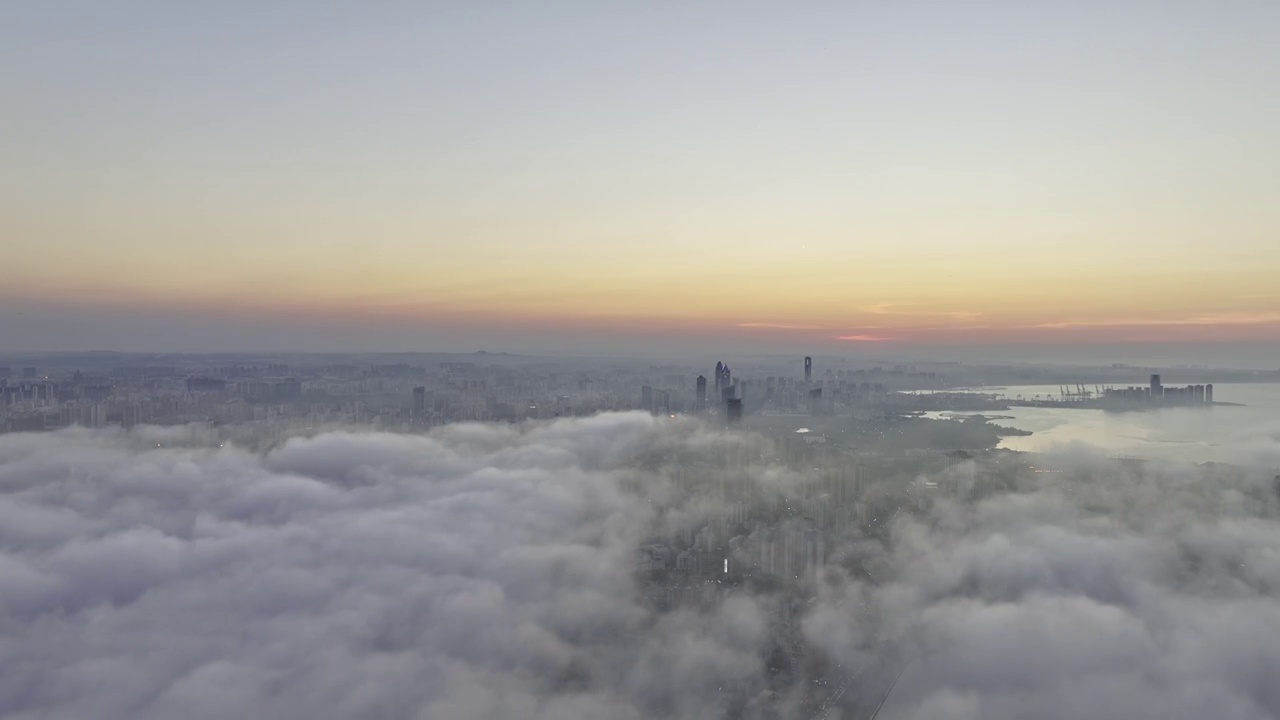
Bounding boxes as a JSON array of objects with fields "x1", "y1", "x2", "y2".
[
  {"x1": 804, "y1": 356, "x2": 812, "y2": 384},
  {"x1": 1206, "y1": 384, "x2": 1214, "y2": 403},
  {"x1": 412, "y1": 386, "x2": 426, "y2": 425},
  {"x1": 855, "y1": 463, "x2": 870, "y2": 497},
  {"x1": 22, "y1": 367, "x2": 38, "y2": 379},
  {"x1": 759, "y1": 528, "x2": 777, "y2": 574},
  {"x1": 802, "y1": 522, "x2": 825, "y2": 582},
  {"x1": 641, "y1": 385, "x2": 653, "y2": 412},
  {"x1": 695, "y1": 375, "x2": 707, "y2": 412},
  {"x1": 807, "y1": 387, "x2": 823, "y2": 415},
  {"x1": 725, "y1": 398, "x2": 743, "y2": 426},
  {"x1": 1150, "y1": 374, "x2": 1162, "y2": 399},
  {"x1": 713, "y1": 361, "x2": 734, "y2": 400}
]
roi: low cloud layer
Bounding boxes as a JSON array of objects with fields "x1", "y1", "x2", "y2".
[
  {"x1": 1, "y1": 416, "x2": 792, "y2": 720},
  {"x1": 871, "y1": 449, "x2": 1280, "y2": 720},
  {"x1": 2, "y1": 416, "x2": 1279, "y2": 719}
]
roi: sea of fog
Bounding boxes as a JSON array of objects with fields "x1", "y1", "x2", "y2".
[
  {"x1": 3, "y1": 408, "x2": 1280, "y2": 718},
  {"x1": 924, "y1": 383, "x2": 1280, "y2": 464}
]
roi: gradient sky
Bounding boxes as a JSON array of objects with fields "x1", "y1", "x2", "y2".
[{"x1": 3, "y1": 1, "x2": 1278, "y2": 361}]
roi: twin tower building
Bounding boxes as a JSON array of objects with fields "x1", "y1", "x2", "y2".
[{"x1": 691, "y1": 357, "x2": 814, "y2": 425}]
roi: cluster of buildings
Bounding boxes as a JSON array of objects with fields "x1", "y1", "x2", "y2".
[
  {"x1": 2, "y1": 355, "x2": 720, "y2": 433},
  {"x1": 640, "y1": 356, "x2": 910, "y2": 427},
  {"x1": 0, "y1": 352, "x2": 971, "y2": 441},
  {"x1": 0, "y1": 363, "x2": 311, "y2": 433},
  {"x1": 3, "y1": 352, "x2": 961, "y2": 598},
  {"x1": 631, "y1": 430, "x2": 1024, "y2": 606},
  {"x1": 1102, "y1": 374, "x2": 1214, "y2": 406}
]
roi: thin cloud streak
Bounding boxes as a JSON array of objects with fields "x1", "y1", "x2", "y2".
[
  {"x1": 834, "y1": 334, "x2": 897, "y2": 342},
  {"x1": 736, "y1": 322, "x2": 825, "y2": 330},
  {"x1": 1033, "y1": 312, "x2": 1280, "y2": 329},
  {"x1": 858, "y1": 304, "x2": 983, "y2": 320}
]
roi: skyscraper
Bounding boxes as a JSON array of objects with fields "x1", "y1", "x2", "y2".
[
  {"x1": 808, "y1": 387, "x2": 823, "y2": 416},
  {"x1": 412, "y1": 386, "x2": 426, "y2": 425},
  {"x1": 695, "y1": 375, "x2": 707, "y2": 412},
  {"x1": 726, "y1": 398, "x2": 743, "y2": 426},
  {"x1": 801, "y1": 521, "x2": 825, "y2": 582},
  {"x1": 713, "y1": 361, "x2": 733, "y2": 399},
  {"x1": 1150, "y1": 374, "x2": 1162, "y2": 399},
  {"x1": 641, "y1": 385, "x2": 654, "y2": 412},
  {"x1": 656, "y1": 389, "x2": 670, "y2": 414},
  {"x1": 804, "y1": 356, "x2": 812, "y2": 384}
]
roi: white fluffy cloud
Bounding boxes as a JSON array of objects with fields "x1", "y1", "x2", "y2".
[
  {"x1": 3, "y1": 416, "x2": 1280, "y2": 719},
  {"x1": 0, "y1": 415, "x2": 775, "y2": 720},
  {"x1": 870, "y1": 452, "x2": 1280, "y2": 720}
]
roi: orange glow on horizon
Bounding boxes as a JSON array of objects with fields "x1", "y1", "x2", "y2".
[
  {"x1": 3, "y1": 3, "x2": 1277, "y2": 354},
  {"x1": 5, "y1": 277, "x2": 1278, "y2": 348}
]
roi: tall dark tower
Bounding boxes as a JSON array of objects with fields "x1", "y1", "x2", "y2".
[
  {"x1": 726, "y1": 398, "x2": 743, "y2": 426},
  {"x1": 412, "y1": 386, "x2": 426, "y2": 426},
  {"x1": 807, "y1": 387, "x2": 823, "y2": 416},
  {"x1": 714, "y1": 361, "x2": 725, "y2": 396},
  {"x1": 695, "y1": 375, "x2": 707, "y2": 412},
  {"x1": 804, "y1": 356, "x2": 812, "y2": 384}
]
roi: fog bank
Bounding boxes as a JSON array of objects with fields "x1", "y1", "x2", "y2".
[{"x1": 2, "y1": 416, "x2": 1279, "y2": 719}]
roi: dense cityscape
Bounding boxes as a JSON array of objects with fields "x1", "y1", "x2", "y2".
[
  {"x1": 3, "y1": 351, "x2": 1277, "y2": 716},
  {"x1": 5, "y1": 351, "x2": 1274, "y2": 437}
]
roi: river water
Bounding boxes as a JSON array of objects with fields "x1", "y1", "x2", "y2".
[{"x1": 923, "y1": 383, "x2": 1280, "y2": 464}]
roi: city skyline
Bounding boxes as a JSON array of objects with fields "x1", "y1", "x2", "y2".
[{"x1": 4, "y1": 2, "x2": 1278, "y2": 362}]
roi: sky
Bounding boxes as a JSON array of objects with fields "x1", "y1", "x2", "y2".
[{"x1": 2, "y1": 1, "x2": 1278, "y2": 362}]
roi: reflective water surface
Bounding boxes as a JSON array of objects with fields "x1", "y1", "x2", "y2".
[{"x1": 925, "y1": 383, "x2": 1280, "y2": 463}]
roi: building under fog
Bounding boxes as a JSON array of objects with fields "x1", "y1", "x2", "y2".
[
  {"x1": 756, "y1": 519, "x2": 825, "y2": 582},
  {"x1": 1101, "y1": 375, "x2": 1215, "y2": 407},
  {"x1": 726, "y1": 398, "x2": 743, "y2": 426}
]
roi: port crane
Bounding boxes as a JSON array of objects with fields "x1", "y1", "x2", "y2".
[{"x1": 1059, "y1": 384, "x2": 1095, "y2": 400}]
